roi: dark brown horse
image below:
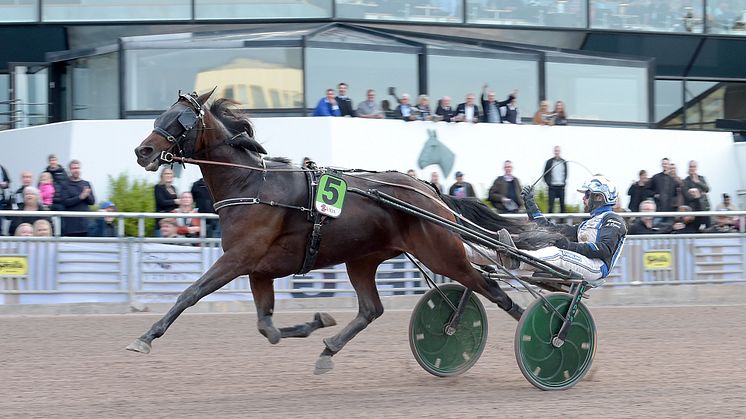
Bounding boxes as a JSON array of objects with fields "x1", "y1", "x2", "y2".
[{"x1": 130, "y1": 91, "x2": 545, "y2": 374}]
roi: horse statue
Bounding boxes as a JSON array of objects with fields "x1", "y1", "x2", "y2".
[
  {"x1": 130, "y1": 90, "x2": 558, "y2": 374},
  {"x1": 417, "y1": 128, "x2": 455, "y2": 177}
]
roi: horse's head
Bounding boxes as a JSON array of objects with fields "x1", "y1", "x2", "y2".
[{"x1": 134, "y1": 89, "x2": 216, "y2": 171}]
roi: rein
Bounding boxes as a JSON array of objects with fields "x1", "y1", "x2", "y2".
[{"x1": 169, "y1": 151, "x2": 506, "y2": 238}]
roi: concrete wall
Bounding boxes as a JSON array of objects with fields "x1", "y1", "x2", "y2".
[{"x1": 0, "y1": 118, "x2": 740, "y2": 209}]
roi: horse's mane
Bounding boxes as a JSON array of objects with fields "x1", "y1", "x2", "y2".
[{"x1": 210, "y1": 98, "x2": 255, "y2": 139}]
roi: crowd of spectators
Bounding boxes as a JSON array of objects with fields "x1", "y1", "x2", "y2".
[
  {"x1": 0, "y1": 155, "x2": 220, "y2": 239},
  {"x1": 404, "y1": 147, "x2": 742, "y2": 236},
  {"x1": 310, "y1": 82, "x2": 570, "y2": 126}
]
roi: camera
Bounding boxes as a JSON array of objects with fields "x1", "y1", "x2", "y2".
[{"x1": 388, "y1": 86, "x2": 396, "y2": 95}]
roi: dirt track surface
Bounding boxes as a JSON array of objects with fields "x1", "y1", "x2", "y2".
[{"x1": 2, "y1": 305, "x2": 745, "y2": 418}]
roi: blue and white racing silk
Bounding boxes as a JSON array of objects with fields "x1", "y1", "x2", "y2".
[{"x1": 522, "y1": 205, "x2": 627, "y2": 285}]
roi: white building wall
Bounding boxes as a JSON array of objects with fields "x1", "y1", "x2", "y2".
[{"x1": 0, "y1": 118, "x2": 739, "y2": 210}]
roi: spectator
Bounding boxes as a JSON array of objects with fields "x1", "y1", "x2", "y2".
[
  {"x1": 682, "y1": 160, "x2": 711, "y2": 228},
  {"x1": 8, "y1": 186, "x2": 51, "y2": 235},
  {"x1": 706, "y1": 208, "x2": 739, "y2": 233},
  {"x1": 312, "y1": 88, "x2": 341, "y2": 117},
  {"x1": 381, "y1": 99, "x2": 396, "y2": 119},
  {"x1": 429, "y1": 171, "x2": 444, "y2": 193},
  {"x1": 542, "y1": 145, "x2": 567, "y2": 213},
  {"x1": 628, "y1": 200, "x2": 672, "y2": 235},
  {"x1": 154, "y1": 167, "x2": 178, "y2": 237},
  {"x1": 191, "y1": 178, "x2": 220, "y2": 238},
  {"x1": 14, "y1": 223, "x2": 33, "y2": 237},
  {"x1": 713, "y1": 193, "x2": 739, "y2": 230},
  {"x1": 58, "y1": 159, "x2": 95, "y2": 237},
  {"x1": 155, "y1": 167, "x2": 179, "y2": 213},
  {"x1": 38, "y1": 171, "x2": 55, "y2": 209},
  {"x1": 394, "y1": 94, "x2": 416, "y2": 121},
  {"x1": 12, "y1": 171, "x2": 34, "y2": 210},
  {"x1": 336, "y1": 82, "x2": 355, "y2": 117},
  {"x1": 448, "y1": 171, "x2": 476, "y2": 199},
  {"x1": 356, "y1": 89, "x2": 384, "y2": 119},
  {"x1": 671, "y1": 205, "x2": 701, "y2": 234},
  {"x1": 435, "y1": 96, "x2": 456, "y2": 122},
  {"x1": 647, "y1": 157, "x2": 678, "y2": 213},
  {"x1": 454, "y1": 93, "x2": 479, "y2": 123},
  {"x1": 716, "y1": 193, "x2": 737, "y2": 211},
  {"x1": 500, "y1": 95, "x2": 521, "y2": 124},
  {"x1": 172, "y1": 191, "x2": 200, "y2": 238},
  {"x1": 43, "y1": 154, "x2": 69, "y2": 211},
  {"x1": 627, "y1": 170, "x2": 653, "y2": 212},
  {"x1": 488, "y1": 160, "x2": 523, "y2": 213},
  {"x1": 406, "y1": 169, "x2": 417, "y2": 177},
  {"x1": 0, "y1": 163, "x2": 9, "y2": 211},
  {"x1": 553, "y1": 101, "x2": 568, "y2": 125},
  {"x1": 88, "y1": 201, "x2": 117, "y2": 237},
  {"x1": 668, "y1": 162, "x2": 685, "y2": 208},
  {"x1": 415, "y1": 95, "x2": 433, "y2": 121},
  {"x1": 480, "y1": 84, "x2": 514, "y2": 123},
  {"x1": 532, "y1": 100, "x2": 555, "y2": 126},
  {"x1": 158, "y1": 218, "x2": 182, "y2": 239},
  {"x1": 33, "y1": 219, "x2": 53, "y2": 237},
  {"x1": 42, "y1": 153, "x2": 69, "y2": 189},
  {"x1": 682, "y1": 160, "x2": 710, "y2": 211}
]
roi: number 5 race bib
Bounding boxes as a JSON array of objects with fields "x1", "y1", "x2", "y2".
[{"x1": 315, "y1": 174, "x2": 347, "y2": 218}]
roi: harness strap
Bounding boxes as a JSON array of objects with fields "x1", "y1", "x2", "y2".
[
  {"x1": 213, "y1": 197, "x2": 310, "y2": 213},
  {"x1": 298, "y1": 167, "x2": 326, "y2": 274}
]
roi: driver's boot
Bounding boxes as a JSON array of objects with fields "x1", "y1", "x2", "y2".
[{"x1": 496, "y1": 229, "x2": 520, "y2": 270}]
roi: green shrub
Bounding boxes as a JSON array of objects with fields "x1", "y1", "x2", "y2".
[{"x1": 108, "y1": 173, "x2": 156, "y2": 236}]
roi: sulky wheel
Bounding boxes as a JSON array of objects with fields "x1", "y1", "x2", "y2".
[
  {"x1": 514, "y1": 292, "x2": 596, "y2": 390},
  {"x1": 409, "y1": 283, "x2": 488, "y2": 377}
]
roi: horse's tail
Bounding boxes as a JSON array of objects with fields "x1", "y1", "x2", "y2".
[
  {"x1": 440, "y1": 195, "x2": 564, "y2": 251},
  {"x1": 440, "y1": 195, "x2": 523, "y2": 235}
]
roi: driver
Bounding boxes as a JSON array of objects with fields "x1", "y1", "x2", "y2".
[{"x1": 497, "y1": 175, "x2": 627, "y2": 286}]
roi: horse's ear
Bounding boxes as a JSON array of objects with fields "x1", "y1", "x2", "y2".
[{"x1": 197, "y1": 87, "x2": 218, "y2": 105}]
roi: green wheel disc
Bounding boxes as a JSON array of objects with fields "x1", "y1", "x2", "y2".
[
  {"x1": 515, "y1": 292, "x2": 596, "y2": 390},
  {"x1": 409, "y1": 284, "x2": 488, "y2": 377}
]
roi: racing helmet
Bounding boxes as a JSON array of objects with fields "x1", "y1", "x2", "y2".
[{"x1": 577, "y1": 175, "x2": 617, "y2": 206}]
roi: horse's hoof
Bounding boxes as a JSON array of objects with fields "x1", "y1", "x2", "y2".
[
  {"x1": 125, "y1": 339, "x2": 151, "y2": 354},
  {"x1": 260, "y1": 328, "x2": 281, "y2": 345},
  {"x1": 314, "y1": 355, "x2": 334, "y2": 375},
  {"x1": 315, "y1": 312, "x2": 337, "y2": 328}
]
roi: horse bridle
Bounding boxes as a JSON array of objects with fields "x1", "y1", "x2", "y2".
[{"x1": 152, "y1": 92, "x2": 206, "y2": 164}]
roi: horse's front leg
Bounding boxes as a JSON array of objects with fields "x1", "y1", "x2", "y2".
[
  {"x1": 125, "y1": 254, "x2": 244, "y2": 354},
  {"x1": 250, "y1": 276, "x2": 337, "y2": 344}
]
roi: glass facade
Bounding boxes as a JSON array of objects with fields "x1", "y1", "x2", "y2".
[
  {"x1": 125, "y1": 48, "x2": 303, "y2": 111},
  {"x1": 305, "y1": 48, "x2": 418, "y2": 112},
  {"x1": 0, "y1": 0, "x2": 37, "y2": 22},
  {"x1": 546, "y1": 60, "x2": 648, "y2": 122},
  {"x1": 195, "y1": 0, "x2": 332, "y2": 20},
  {"x1": 42, "y1": 0, "x2": 191, "y2": 22},
  {"x1": 336, "y1": 0, "x2": 463, "y2": 23},
  {"x1": 590, "y1": 0, "x2": 704, "y2": 33},
  {"x1": 427, "y1": 54, "x2": 539, "y2": 113},
  {"x1": 707, "y1": 0, "x2": 746, "y2": 35},
  {"x1": 466, "y1": 0, "x2": 587, "y2": 28},
  {"x1": 0, "y1": 74, "x2": 9, "y2": 128},
  {"x1": 654, "y1": 80, "x2": 683, "y2": 122},
  {"x1": 69, "y1": 53, "x2": 119, "y2": 120}
]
